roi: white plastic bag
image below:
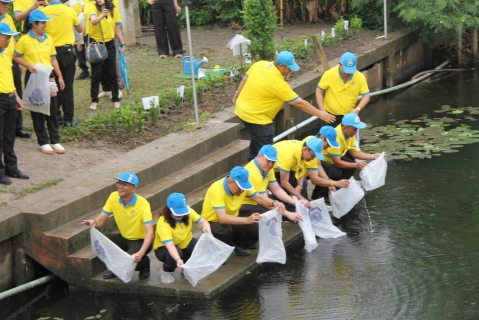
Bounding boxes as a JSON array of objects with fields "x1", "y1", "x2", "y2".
[
  {"x1": 360, "y1": 152, "x2": 387, "y2": 191},
  {"x1": 309, "y1": 198, "x2": 346, "y2": 238},
  {"x1": 183, "y1": 232, "x2": 234, "y2": 286},
  {"x1": 295, "y1": 199, "x2": 319, "y2": 252},
  {"x1": 22, "y1": 63, "x2": 53, "y2": 116},
  {"x1": 329, "y1": 176, "x2": 365, "y2": 219},
  {"x1": 256, "y1": 210, "x2": 286, "y2": 264},
  {"x1": 90, "y1": 228, "x2": 137, "y2": 283}
]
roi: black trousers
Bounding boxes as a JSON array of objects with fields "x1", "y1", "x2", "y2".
[
  {"x1": 151, "y1": 0, "x2": 183, "y2": 56},
  {"x1": 25, "y1": 71, "x2": 60, "y2": 146},
  {"x1": 55, "y1": 46, "x2": 77, "y2": 122},
  {"x1": 238, "y1": 204, "x2": 268, "y2": 246},
  {"x1": 106, "y1": 233, "x2": 152, "y2": 272},
  {"x1": 12, "y1": 62, "x2": 23, "y2": 132},
  {"x1": 239, "y1": 118, "x2": 274, "y2": 161},
  {"x1": 210, "y1": 219, "x2": 259, "y2": 250},
  {"x1": 275, "y1": 170, "x2": 308, "y2": 212},
  {"x1": 154, "y1": 237, "x2": 197, "y2": 272},
  {"x1": 74, "y1": 43, "x2": 88, "y2": 73},
  {"x1": 324, "y1": 114, "x2": 344, "y2": 129},
  {"x1": 0, "y1": 93, "x2": 18, "y2": 177},
  {"x1": 90, "y1": 40, "x2": 119, "y2": 103}
]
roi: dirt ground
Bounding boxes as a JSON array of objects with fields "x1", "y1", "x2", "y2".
[{"x1": 0, "y1": 24, "x2": 388, "y2": 205}]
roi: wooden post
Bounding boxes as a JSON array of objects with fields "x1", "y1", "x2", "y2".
[
  {"x1": 457, "y1": 28, "x2": 463, "y2": 66},
  {"x1": 472, "y1": 28, "x2": 478, "y2": 63},
  {"x1": 280, "y1": 0, "x2": 284, "y2": 29},
  {"x1": 311, "y1": 35, "x2": 330, "y2": 71}
]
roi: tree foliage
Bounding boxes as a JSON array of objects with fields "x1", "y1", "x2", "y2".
[{"x1": 243, "y1": 0, "x2": 277, "y2": 61}]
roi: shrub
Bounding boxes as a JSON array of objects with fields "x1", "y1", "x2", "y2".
[{"x1": 243, "y1": 0, "x2": 277, "y2": 61}]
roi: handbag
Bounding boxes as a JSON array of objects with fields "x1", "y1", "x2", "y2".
[{"x1": 86, "y1": 13, "x2": 108, "y2": 63}]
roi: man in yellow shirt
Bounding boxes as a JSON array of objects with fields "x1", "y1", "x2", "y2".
[
  {"x1": 0, "y1": 22, "x2": 29, "y2": 185},
  {"x1": 316, "y1": 52, "x2": 370, "y2": 128},
  {"x1": 234, "y1": 51, "x2": 335, "y2": 161},
  {"x1": 202, "y1": 166, "x2": 284, "y2": 256},
  {"x1": 82, "y1": 172, "x2": 154, "y2": 280}
]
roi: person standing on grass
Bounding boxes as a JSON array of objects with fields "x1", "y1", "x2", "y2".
[
  {"x1": 316, "y1": 52, "x2": 371, "y2": 128},
  {"x1": 82, "y1": 172, "x2": 154, "y2": 280},
  {"x1": 234, "y1": 51, "x2": 335, "y2": 161},
  {"x1": 0, "y1": 22, "x2": 29, "y2": 185}
]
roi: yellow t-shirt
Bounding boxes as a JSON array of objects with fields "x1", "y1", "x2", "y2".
[
  {"x1": 243, "y1": 158, "x2": 277, "y2": 206},
  {"x1": 102, "y1": 191, "x2": 153, "y2": 240},
  {"x1": 273, "y1": 140, "x2": 307, "y2": 179},
  {"x1": 235, "y1": 60, "x2": 299, "y2": 124},
  {"x1": 41, "y1": 2, "x2": 81, "y2": 46},
  {"x1": 0, "y1": 49, "x2": 15, "y2": 93},
  {"x1": 302, "y1": 135, "x2": 319, "y2": 175},
  {"x1": 318, "y1": 65, "x2": 370, "y2": 116},
  {"x1": 153, "y1": 207, "x2": 202, "y2": 250},
  {"x1": 323, "y1": 124, "x2": 360, "y2": 164},
  {"x1": 88, "y1": 6, "x2": 121, "y2": 42},
  {"x1": 0, "y1": 14, "x2": 17, "y2": 57},
  {"x1": 14, "y1": 31, "x2": 57, "y2": 67},
  {"x1": 201, "y1": 177, "x2": 257, "y2": 222},
  {"x1": 83, "y1": 0, "x2": 120, "y2": 35}
]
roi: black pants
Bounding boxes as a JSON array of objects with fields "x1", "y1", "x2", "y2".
[
  {"x1": 106, "y1": 233, "x2": 152, "y2": 272},
  {"x1": 275, "y1": 170, "x2": 308, "y2": 212},
  {"x1": 238, "y1": 204, "x2": 268, "y2": 247},
  {"x1": 90, "y1": 40, "x2": 119, "y2": 103},
  {"x1": 12, "y1": 62, "x2": 23, "y2": 132},
  {"x1": 25, "y1": 71, "x2": 60, "y2": 146},
  {"x1": 324, "y1": 114, "x2": 344, "y2": 129},
  {"x1": 151, "y1": 0, "x2": 183, "y2": 56},
  {"x1": 239, "y1": 118, "x2": 274, "y2": 161},
  {"x1": 210, "y1": 219, "x2": 259, "y2": 250},
  {"x1": 0, "y1": 93, "x2": 18, "y2": 177},
  {"x1": 154, "y1": 238, "x2": 197, "y2": 272},
  {"x1": 55, "y1": 45, "x2": 77, "y2": 122},
  {"x1": 74, "y1": 43, "x2": 88, "y2": 73}
]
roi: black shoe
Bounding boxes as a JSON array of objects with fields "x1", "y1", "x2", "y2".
[
  {"x1": 139, "y1": 265, "x2": 150, "y2": 279},
  {"x1": 76, "y1": 71, "x2": 90, "y2": 80},
  {"x1": 0, "y1": 176, "x2": 12, "y2": 185},
  {"x1": 247, "y1": 244, "x2": 258, "y2": 250},
  {"x1": 103, "y1": 270, "x2": 117, "y2": 279},
  {"x1": 6, "y1": 169, "x2": 29, "y2": 180},
  {"x1": 64, "y1": 119, "x2": 79, "y2": 127},
  {"x1": 234, "y1": 246, "x2": 250, "y2": 257},
  {"x1": 16, "y1": 130, "x2": 31, "y2": 138},
  {"x1": 58, "y1": 117, "x2": 64, "y2": 126}
]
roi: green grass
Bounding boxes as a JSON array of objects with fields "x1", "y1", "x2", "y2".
[{"x1": 11, "y1": 178, "x2": 64, "y2": 200}]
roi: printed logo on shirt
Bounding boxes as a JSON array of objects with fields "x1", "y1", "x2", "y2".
[{"x1": 130, "y1": 210, "x2": 135, "y2": 215}]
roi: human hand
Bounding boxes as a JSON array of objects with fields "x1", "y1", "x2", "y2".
[
  {"x1": 28, "y1": 66, "x2": 37, "y2": 73},
  {"x1": 177, "y1": 259, "x2": 184, "y2": 270},
  {"x1": 335, "y1": 179, "x2": 350, "y2": 188},
  {"x1": 102, "y1": 8, "x2": 109, "y2": 17},
  {"x1": 77, "y1": 44, "x2": 83, "y2": 52},
  {"x1": 301, "y1": 199, "x2": 311, "y2": 209},
  {"x1": 202, "y1": 227, "x2": 210, "y2": 233},
  {"x1": 248, "y1": 212, "x2": 262, "y2": 224},
  {"x1": 16, "y1": 96, "x2": 23, "y2": 111},
  {"x1": 273, "y1": 200, "x2": 285, "y2": 214},
  {"x1": 132, "y1": 252, "x2": 144, "y2": 263},
  {"x1": 58, "y1": 77, "x2": 65, "y2": 90},
  {"x1": 120, "y1": 45, "x2": 126, "y2": 54},
  {"x1": 35, "y1": 0, "x2": 46, "y2": 8},
  {"x1": 175, "y1": 4, "x2": 181, "y2": 15},
  {"x1": 146, "y1": 0, "x2": 154, "y2": 4},
  {"x1": 319, "y1": 110, "x2": 335, "y2": 124},
  {"x1": 356, "y1": 161, "x2": 367, "y2": 169},
  {"x1": 285, "y1": 210, "x2": 303, "y2": 223},
  {"x1": 82, "y1": 219, "x2": 96, "y2": 228}
]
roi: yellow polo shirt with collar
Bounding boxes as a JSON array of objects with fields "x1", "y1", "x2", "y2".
[
  {"x1": 0, "y1": 14, "x2": 17, "y2": 57},
  {"x1": 41, "y1": 1, "x2": 81, "y2": 47},
  {"x1": 318, "y1": 65, "x2": 370, "y2": 116},
  {"x1": 0, "y1": 48, "x2": 15, "y2": 93},
  {"x1": 102, "y1": 191, "x2": 153, "y2": 240},
  {"x1": 88, "y1": 6, "x2": 121, "y2": 42},
  {"x1": 273, "y1": 139, "x2": 308, "y2": 179},
  {"x1": 153, "y1": 207, "x2": 202, "y2": 250},
  {"x1": 243, "y1": 158, "x2": 277, "y2": 206},
  {"x1": 302, "y1": 135, "x2": 319, "y2": 176},
  {"x1": 202, "y1": 177, "x2": 257, "y2": 222},
  {"x1": 14, "y1": 31, "x2": 57, "y2": 67},
  {"x1": 83, "y1": 0, "x2": 120, "y2": 35},
  {"x1": 235, "y1": 60, "x2": 299, "y2": 124},
  {"x1": 323, "y1": 124, "x2": 360, "y2": 164}
]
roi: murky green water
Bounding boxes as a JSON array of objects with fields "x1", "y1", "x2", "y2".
[{"x1": 3, "y1": 69, "x2": 479, "y2": 319}]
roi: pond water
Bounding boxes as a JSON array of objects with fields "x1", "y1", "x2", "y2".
[{"x1": 3, "y1": 68, "x2": 479, "y2": 319}]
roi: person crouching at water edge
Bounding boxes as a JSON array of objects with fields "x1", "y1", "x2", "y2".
[
  {"x1": 154, "y1": 193, "x2": 210, "y2": 284},
  {"x1": 82, "y1": 172, "x2": 154, "y2": 280}
]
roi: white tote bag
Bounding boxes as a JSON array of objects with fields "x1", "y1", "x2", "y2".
[
  {"x1": 329, "y1": 176, "x2": 365, "y2": 219},
  {"x1": 90, "y1": 228, "x2": 137, "y2": 283},
  {"x1": 310, "y1": 198, "x2": 346, "y2": 238},
  {"x1": 256, "y1": 210, "x2": 286, "y2": 264},
  {"x1": 183, "y1": 232, "x2": 234, "y2": 286},
  {"x1": 295, "y1": 200, "x2": 319, "y2": 252},
  {"x1": 22, "y1": 63, "x2": 53, "y2": 116},
  {"x1": 360, "y1": 152, "x2": 387, "y2": 191}
]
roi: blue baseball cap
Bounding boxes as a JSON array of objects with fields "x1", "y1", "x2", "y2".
[
  {"x1": 113, "y1": 172, "x2": 139, "y2": 186},
  {"x1": 230, "y1": 166, "x2": 253, "y2": 190},
  {"x1": 0, "y1": 22, "x2": 19, "y2": 37},
  {"x1": 319, "y1": 126, "x2": 340, "y2": 148},
  {"x1": 342, "y1": 113, "x2": 367, "y2": 129},
  {"x1": 0, "y1": 0, "x2": 14, "y2": 3},
  {"x1": 28, "y1": 10, "x2": 53, "y2": 24},
  {"x1": 259, "y1": 144, "x2": 279, "y2": 162},
  {"x1": 167, "y1": 193, "x2": 190, "y2": 216},
  {"x1": 340, "y1": 52, "x2": 357, "y2": 75},
  {"x1": 277, "y1": 51, "x2": 300, "y2": 72},
  {"x1": 305, "y1": 136, "x2": 324, "y2": 160}
]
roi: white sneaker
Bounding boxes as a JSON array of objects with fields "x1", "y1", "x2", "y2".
[
  {"x1": 38, "y1": 144, "x2": 54, "y2": 154},
  {"x1": 118, "y1": 90, "x2": 123, "y2": 99},
  {"x1": 98, "y1": 91, "x2": 112, "y2": 99},
  {"x1": 160, "y1": 272, "x2": 175, "y2": 284},
  {"x1": 51, "y1": 143, "x2": 65, "y2": 154}
]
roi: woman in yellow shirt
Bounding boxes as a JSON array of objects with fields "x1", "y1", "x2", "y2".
[
  {"x1": 13, "y1": 10, "x2": 66, "y2": 154},
  {"x1": 154, "y1": 192, "x2": 210, "y2": 284}
]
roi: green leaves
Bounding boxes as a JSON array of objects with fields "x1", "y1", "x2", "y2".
[{"x1": 243, "y1": 0, "x2": 277, "y2": 61}]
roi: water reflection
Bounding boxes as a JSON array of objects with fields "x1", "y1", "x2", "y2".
[{"x1": 4, "y1": 69, "x2": 479, "y2": 319}]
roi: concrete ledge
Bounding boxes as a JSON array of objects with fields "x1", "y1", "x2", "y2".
[{"x1": 0, "y1": 206, "x2": 22, "y2": 243}]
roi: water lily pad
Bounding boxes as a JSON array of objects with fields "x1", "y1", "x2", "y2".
[{"x1": 442, "y1": 149, "x2": 459, "y2": 153}]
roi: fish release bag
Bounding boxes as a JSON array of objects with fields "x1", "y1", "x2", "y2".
[
  {"x1": 256, "y1": 209, "x2": 286, "y2": 264},
  {"x1": 360, "y1": 152, "x2": 387, "y2": 191},
  {"x1": 296, "y1": 199, "x2": 319, "y2": 252},
  {"x1": 22, "y1": 63, "x2": 53, "y2": 116},
  {"x1": 330, "y1": 176, "x2": 365, "y2": 219},
  {"x1": 310, "y1": 198, "x2": 346, "y2": 238}
]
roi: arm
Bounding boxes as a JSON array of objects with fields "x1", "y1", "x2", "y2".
[
  {"x1": 315, "y1": 87, "x2": 326, "y2": 112},
  {"x1": 131, "y1": 223, "x2": 154, "y2": 263},
  {"x1": 15, "y1": 0, "x2": 45, "y2": 22},
  {"x1": 268, "y1": 182, "x2": 295, "y2": 206},
  {"x1": 75, "y1": 22, "x2": 84, "y2": 34},
  {"x1": 173, "y1": 0, "x2": 181, "y2": 14},
  {"x1": 349, "y1": 149, "x2": 382, "y2": 161},
  {"x1": 164, "y1": 241, "x2": 184, "y2": 270},
  {"x1": 197, "y1": 218, "x2": 211, "y2": 233},
  {"x1": 216, "y1": 208, "x2": 261, "y2": 225},
  {"x1": 331, "y1": 154, "x2": 366, "y2": 170},
  {"x1": 13, "y1": 55, "x2": 37, "y2": 73},
  {"x1": 289, "y1": 97, "x2": 335, "y2": 124},
  {"x1": 82, "y1": 212, "x2": 109, "y2": 228},
  {"x1": 90, "y1": 11, "x2": 108, "y2": 25},
  {"x1": 352, "y1": 94, "x2": 371, "y2": 114},
  {"x1": 308, "y1": 165, "x2": 350, "y2": 189},
  {"x1": 14, "y1": 91, "x2": 23, "y2": 111},
  {"x1": 115, "y1": 24, "x2": 126, "y2": 53},
  {"x1": 250, "y1": 193, "x2": 285, "y2": 213},
  {"x1": 279, "y1": 171, "x2": 307, "y2": 202},
  {"x1": 232, "y1": 75, "x2": 248, "y2": 103},
  {"x1": 51, "y1": 57, "x2": 65, "y2": 90}
]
